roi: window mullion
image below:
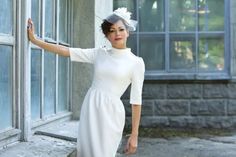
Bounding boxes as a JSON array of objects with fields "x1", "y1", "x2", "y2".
[
  {"x1": 12, "y1": 0, "x2": 17, "y2": 130},
  {"x1": 165, "y1": 0, "x2": 170, "y2": 72},
  {"x1": 55, "y1": 0, "x2": 59, "y2": 114},
  {"x1": 41, "y1": 0, "x2": 45, "y2": 119},
  {"x1": 224, "y1": 0, "x2": 230, "y2": 73},
  {"x1": 195, "y1": 0, "x2": 199, "y2": 73},
  {"x1": 136, "y1": 0, "x2": 139, "y2": 56}
]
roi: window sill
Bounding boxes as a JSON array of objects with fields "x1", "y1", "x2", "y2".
[
  {"x1": 31, "y1": 112, "x2": 72, "y2": 130},
  {"x1": 145, "y1": 72, "x2": 231, "y2": 81},
  {"x1": 0, "y1": 129, "x2": 21, "y2": 149}
]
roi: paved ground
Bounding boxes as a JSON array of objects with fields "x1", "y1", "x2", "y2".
[
  {"x1": 1, "y1": 121, "x2": 236, "y2": 157},
  {"x1": 0, "y1": 135, "x2": 76, "y2": 157},
  {"x1": 117, "y1": 135, "x2": 236, "y2": 157}
]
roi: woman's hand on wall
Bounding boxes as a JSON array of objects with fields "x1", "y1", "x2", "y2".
[{"x1": 27, "y1": 18, "x2": 36, "y2": 43}]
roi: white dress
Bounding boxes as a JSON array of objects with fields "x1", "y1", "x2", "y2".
[{"x1": 69, "y1": 47, "x2": 145, "y2": 157}]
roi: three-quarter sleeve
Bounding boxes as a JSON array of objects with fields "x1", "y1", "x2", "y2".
[
  {"x1": 130, "y1": 58, "x2": 145, "y2": 105},
  {"x1": 69, "y1": 48, "x2": 98, "y2": 63}
]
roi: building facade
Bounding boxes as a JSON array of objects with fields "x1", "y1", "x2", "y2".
[
  {"x1": 0, "y1": 0, "x2": 236, "y2": 149},
  {"x1": 115, "y1": 0, "x2": 236, "y2": 129},
  {"x1": 0, "y1": 0, "x2": 112, "y2": 148}
]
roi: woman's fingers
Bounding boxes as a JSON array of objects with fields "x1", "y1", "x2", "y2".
[
  {"x1": 27, "y1": 19, "x2": 33, "y2": 30},
  {"x1": 27, "y1": 18, "x2": 35, "y2": 41}
]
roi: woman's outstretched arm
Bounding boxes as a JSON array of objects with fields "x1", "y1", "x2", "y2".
[
  {"x1": 125, "y1": 104, "x2": 141, "y2": 155},
  {"x1": 27, "y1": 18, "x2": 70, "y2": 57}
]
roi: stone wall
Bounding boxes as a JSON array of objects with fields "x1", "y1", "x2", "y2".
[
  {"x1": 121, "y1": 0, "x2": 236, "y2": 129},
  {"x1": 123, "y1": 81, "x2": 236, "y2": 129},
  {"x1": 71, "y1": 0, "x2": 112, "y2": 119},
  {"x1": 70, "y1": 0, "x2": 236, "y2": 129}
]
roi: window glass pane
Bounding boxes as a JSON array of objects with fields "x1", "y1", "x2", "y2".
[
  {"x1": 45, "y1": 0, "x2": 54, "y2": 39},
  {"x1": 31, "y1": 49, "x2": 41, "y2": 120},
  {"x1": 0, "y1": 45, "x2": 12, "y2": 130},
  {"x1": 0, "y1": 0, "x2": 13, "y2": 34},
  {"x1": 44, "y1": 52, "x2": 56, "y2": 116},
  {"x1": 139, "y1": 0, "x2": 164, "y2": 32},
  {"x1": 127, "y1": 34, "x2": 137, "y2": 55},
  {"x1": 199, "y1": 36, "x2": 224, "y2": 71},
  {"x1": 139, "y1": 36, "x2": 165, "y2": 70},
  {"x1": 31, "y1": 0, "x2": 40, "y2": 36},
  {"x1": 58, "y1": 56, "x2": 68, "y2": 112},
  {"x1": 169, "y1": 0, "x2": 196, "y2": 32},
  {"x1": 170, "y1": 35, "x2": 195, "y2": 70},
  {"x1": 198, "y1": 0, "x2": 224, "y2": 31},
  {"x1": 59, "y1": 0, "x2": 68, "y2": 42},
  {"x1": 113, "y1": 0, "x2": 136, "y2": 20}
]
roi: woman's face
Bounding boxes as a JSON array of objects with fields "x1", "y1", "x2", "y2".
[{"x1": 106, "y1": 20, "x2": 129, "y2": 49}]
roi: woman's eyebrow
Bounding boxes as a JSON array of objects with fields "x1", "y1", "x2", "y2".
[{"x1": 110, "y1": 26, "x2": 125, "y2": 29}]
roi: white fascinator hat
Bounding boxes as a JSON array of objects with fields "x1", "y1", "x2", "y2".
[{"x1": 105, "y1": 7, "x2": 138, "y2": 31}]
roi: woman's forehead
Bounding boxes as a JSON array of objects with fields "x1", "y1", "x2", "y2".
[{"x1": 110, "y1": 20, "x2": 126, "y2": 28}]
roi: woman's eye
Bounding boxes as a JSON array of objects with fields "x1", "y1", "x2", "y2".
[
  {"x1": 119, "y1": 29, "x2": 125, "y2": 31},
  {"x1": 109, "y1": 30, "x2": 115, "y2": 33}
]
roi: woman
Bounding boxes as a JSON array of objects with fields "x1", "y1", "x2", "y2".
[{"x1": 27, "y1": 8, "x2": 145, "y2": 157}]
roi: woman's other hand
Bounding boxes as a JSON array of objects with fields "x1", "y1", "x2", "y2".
[{"x1": 124, "y1": 134, "x2": 138, "y2": 155}]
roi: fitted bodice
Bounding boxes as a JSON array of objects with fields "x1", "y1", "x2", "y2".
[
  {"x1": 69, "y1": 47, "x2": 145, "y2": 105},
  {"x1": 92, "y1": 48, "x2": 135, "y2": 97}
]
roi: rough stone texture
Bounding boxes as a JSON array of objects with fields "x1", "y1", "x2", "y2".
[
  {"x1": 140, "y1": 100, "x2": 155, "y2": 116},
  {"x1": 140, "y1": 117, "x2": 169, "y2": 128},
  {"x1": 228, "y1": 100, "x2": 236, "y2": 115},
  {"x1": 123, "y1": 82, "x2": 236, "y2": 129},
  {"x1": 139, "y1": 116, "x2": 236, "y2": 129},
  {"x1": 142, "y1": 84, "x2": 166, "y2": 99},
  {"x1": 71, "y1": 0, "x2": 95, "y2": 120},
  {"x1": 190, "y1": 100, "x2": 226, "y2": 116},
  {"x1": 154, "y1": 100, "x2": 189, "y2": 116},
  {"x1": 203, "y1": 84, "x2": 229, "y2": 98},
  {"x1": 167, "y1": 84, "x2": 202, "y2": 99},
  {"x1": 71, "y1": 0, "x2": 112, "y2": 119},
  {"x1": 228, "y1": 84, "x2": 236, "y2": 98}
]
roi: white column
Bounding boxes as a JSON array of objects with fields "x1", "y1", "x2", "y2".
[{"x1": 20, "y1": 0, "x2": 32, "y2": 141}]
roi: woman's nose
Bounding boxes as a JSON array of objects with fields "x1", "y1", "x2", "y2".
[{"x1": 115, "y1": 30, "x2": 120, "y2": 35}]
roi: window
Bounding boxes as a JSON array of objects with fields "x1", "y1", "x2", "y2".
[
  {"x1": 31, "y1": 0, "x2": 70, "y2": 122},
  {"x1": 0, "y1": 0, "x2": 14, "y2": 132},
  {"x1": 114, "y1": 0, "x2": 229, "y2": 80}
]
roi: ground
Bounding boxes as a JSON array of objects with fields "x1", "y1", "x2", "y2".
[{"x1": 1, "y1": 121, "x2": 236, "y2": 157}]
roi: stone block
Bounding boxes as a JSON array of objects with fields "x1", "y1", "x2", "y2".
[
  {"x1": 168, "y1": 116, "x2": 189, "y2": 128},
  {"x1": 227, "y1": 100, "x2": 236, "y2": 115},
  {"x1": 203, "y1": 117, "x2": 233, "y2": 129},
  {"x1": 190, "y1": 100, "x2": 226, "y2": 116},
  {"x1": 141, "y1": 100, "x2": 155, "y2": 116},
  {"x1": 203, "y1": 84, "x2": 229, "y2": 98},
  {"x1": 228, "y1": 84, "x2": 236, "y2": 99},
  {"x1": 124, "y1": 100, "x2": 154, "y2": 117},
  {"x1": 140, "y1": 116, "x2": 169, "y2": 128},
  {"x1": 154, "y1": 100, "x2": 189, "y2": 116},
  {"x1": 167, "y1": 84, "x2": 202, "y2": 99},
  {"x1": 142, "y1": 84, "x2": 166, "y2": 99},
  {"x1": 121, "y1": 86, "x2": 131, "y2": 99}
]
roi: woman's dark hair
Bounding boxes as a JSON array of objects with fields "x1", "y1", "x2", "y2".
[{"x1": 101, "y1": 14, "x2": 128, "y2": 36}]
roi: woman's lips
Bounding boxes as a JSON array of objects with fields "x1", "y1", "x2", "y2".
[{"x1": 115, "y1": 38, "x2": 122, "y2": 41}]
